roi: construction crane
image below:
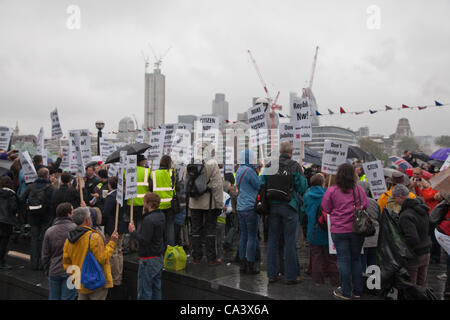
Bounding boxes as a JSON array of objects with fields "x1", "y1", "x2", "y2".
[
  {"x1": 247, "y1": 49, "x2": 273, "y2": 105},
  {"x1": 309, "y1": 46, "x2": 319, "y2": 90},
  {"x1": 132, "y1": 114, "x2": 140, "y2": 131},
  {"x1": 149, "y1": 44, "x2": 172, "y2": 70},
  {"x1": 141, "y1": 50, "x2": 150, "y2": 73}
]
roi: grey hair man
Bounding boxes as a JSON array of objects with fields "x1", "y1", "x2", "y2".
[{"x1": 63, "y1": 207, "x2": 118, "y2": 300}]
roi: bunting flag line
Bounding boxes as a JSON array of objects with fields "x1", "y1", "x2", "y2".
[
  {"x1": 385, "y1": 105, "x2": 393, "y2": 111},
  {"x1": 435, "y1": 101, "x2": 443, "y2": 106},
  {"x1": 339, "y1": 107, "x2": 346, "y2": 114}
]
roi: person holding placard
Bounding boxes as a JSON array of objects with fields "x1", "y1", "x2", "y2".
[
  {"x1": 102, "y1": 176, "x2": 127, "y2": 293},
  {"x1": 127, "y1": 154, "x2": 151, "y2": 252},
  {"x1": 20, "y1": 168, "x2": 55, "y2": 271},
  {"x1": 321, "y1": 163, "x2": 369, "y2": 300},
  {"x1": 149, "y1": 155, "x2": 178, "y2": 248}
]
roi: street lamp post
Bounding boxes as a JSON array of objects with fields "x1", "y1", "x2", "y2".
[{"x1": 95, "y1": 120, "x2": 105, "y2": 156}]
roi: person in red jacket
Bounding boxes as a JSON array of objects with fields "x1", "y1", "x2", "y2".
[{"x1": 430, "y1": 192, "x2": 450, "y2": 297}]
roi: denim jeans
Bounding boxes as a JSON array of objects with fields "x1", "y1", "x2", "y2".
[
  {"x1": 267, "y1": 204, "x2": 299, "y2": 281},
  {"x1": 237, "y1": 209, "x2": 261, "y2": 263},
  {"x1": 331, "y1": 232, "x2": 364, "y2": 298},
  {"x1": 137, "y1": 257, "x2": 163, "y2": 300},
  {"x1": 30, "y1": 224, "x2": 46, "y2": 270},
  {"x1": 48, "y1": 274, "x2": 77, "y2": 300}
]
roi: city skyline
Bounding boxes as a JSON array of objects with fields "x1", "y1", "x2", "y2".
[{"x1": 1, "y1": 1, "x2": 449, "y2": 139}]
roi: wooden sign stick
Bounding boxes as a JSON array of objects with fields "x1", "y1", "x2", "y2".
[
  {"x1": 114, "y1": 202, "x2": 119, "y2": 232},
  {"x1": 299, "y1": 141, "x2": 304, "y2": 168},
  {"x1": 77, "y1": 173, "x2": 84, "y2": 203}
]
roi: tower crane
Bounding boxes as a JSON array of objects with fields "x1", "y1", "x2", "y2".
[
  {"x1": 141, "y1": 50, "x2": 150, "y2": 73},
  {"x1": 149, "y1": 44, "x2": 172, "y2": 70},
  {"x1": 309, "y1": 46, "x2": 319, "y2": 90}
]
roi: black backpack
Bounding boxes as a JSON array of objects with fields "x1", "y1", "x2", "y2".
[
  {"x1": 28, "y1": 184, "x2": 51, "y2": 214},
  {"x1": 185, "y1": 162, "x2": 210, "y2": 199},
  {"x1": 265, "y1": 162, "x2": 294, "y2": 202}
]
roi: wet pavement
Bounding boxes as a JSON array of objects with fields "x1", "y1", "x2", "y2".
[{"x1": 2, "y1": 232, "x2": 448, "y2": 300}]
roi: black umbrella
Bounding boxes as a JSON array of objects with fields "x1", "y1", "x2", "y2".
[
  {"x1": 427, "y1": 159, "x2": 444, "y2": 169},
  {"x1": 304, "y1": 146, "x2": 322, "y2": 166},
  {"x1": 411, "y1": 152, "x2": 430, "y2": 162},
  {"x1": 347, "y1": 145, "x2": 376, "y2": 161},
  {"x1": 105, "y1": 143, "x2": 151, "y2": 164}
]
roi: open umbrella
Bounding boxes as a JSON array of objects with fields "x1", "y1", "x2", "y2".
[
  {"x1": 389, "y1": 156, "x2": 413, "y2": 171},
  {"x1": 383, "y1": 167, "x2": 401, "y2": 178},
  {"x1": 105, "y1": 142, "x2": 150, "y2": 164},
  {"x1": 430, "y1": 148, "x2": 450, "y2": 161},
  {"x1": 347, "y1": 145, "x2": 377, "y2": 162},
  {"x1": 304, "y1": 146, "x2": 322, "y2": 166},
  {"x1": 427, "y1": 159, "x2": 444, "y2": 170},
  {"x1": 411, "y1": 152, "x2": 430, "y2": 162}
]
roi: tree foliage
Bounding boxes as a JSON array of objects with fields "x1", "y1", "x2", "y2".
[
  {"x1": 435, "y1": 135, "x2": 450, "y2": 148},
  {"x1": 397, "y1": 137, "x2": 420, "y2": 153},
  {"x1": 359, "y1": 138, "x2": 389, "y2": 163}
]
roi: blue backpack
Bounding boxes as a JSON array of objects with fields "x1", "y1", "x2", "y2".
[{"x1": 81, "y1": 232, "x2": 106, "y2": 291}]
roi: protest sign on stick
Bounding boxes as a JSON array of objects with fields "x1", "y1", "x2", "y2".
[
  {"x1": 321, "y1": 140, "x2": 349, "y2": 175},
  {"x1": 0, "y1": 127, "x2": 13, "y2": 151},
  {"x1": 19, "y1": 151, "x2": 38, "y2": 183},
  {"x1": 50, "y1": 108, "x2": 63, "y2": 139},
  {"x1": 362, "y1": 160, "x2": 387, "y2": 199}
]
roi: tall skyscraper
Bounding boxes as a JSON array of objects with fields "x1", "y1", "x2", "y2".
[
  {"x1": 144, "y1": 67, "x2": 165, "y2": 130},
  {"x1": 212, "y1": 93, "x2": 229, "y2": 123}
]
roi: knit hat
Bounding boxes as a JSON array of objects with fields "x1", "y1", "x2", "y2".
[{"x1": 392, "y1": 184, "x2": 409, "y2": 197}]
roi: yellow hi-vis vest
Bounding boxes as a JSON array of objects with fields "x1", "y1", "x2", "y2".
[
  {"x1": 152, "y1": 169, "x2": 174, "y2": 210},
  {"x1": 127, "y1": 166, "x2": 151, "y2": 207}
]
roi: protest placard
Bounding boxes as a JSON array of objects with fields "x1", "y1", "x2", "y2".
[
  {"x1": 125, "y1": 155, "x2": 137, "y2": 200},
  {"x1": 148, "y1": 129, "x2": 165, "y2": 161},
  {"x1": 37, "y1": 127, "x2": 48, "y2": 166},
  {"x1": 362, "y1": 160, "x2": 387, "y2": 199},
  {"x1": 321, "y1": 140, "x2": 349, "y2": 175},
  {"x1": 290, "y1": 97, "x2": 312, "y2": 142},
  {"x1": 116, "y1": 151, "x2": 127, "y2": 207},
  {"x1": 0, "y1": 127, "x2": 13, "y2": 150},
  {"x1": 194, "y1": 116, "x2": 220, "y2": 151},
  {"x1": 50, "y1": 108, "x2": 63, "y2": 139},
  {"x1": 248, "y1": 105, "x2": 268, "y2": 146},
  {"x1": 441, "y1": 154, "x2": 450, "y2": 172},
  {"x1": 19, "y1": 151, "x2": 38, "y2": 183},
  {"x1": 170, "y1": 128, "x2": 192, "y2": 165},
  {"x1": 278, "y1": 123, "x2": 304, "y2": 162},
  {"x1": 61, "y1": 146, "x2": 69, "y2": 170}
]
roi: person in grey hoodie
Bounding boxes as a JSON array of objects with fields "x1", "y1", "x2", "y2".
[
  {"x1": 393, "y1": 184, "x2": 432, "y2": 287},
  {"x1": 41, "y1": 202, "x2": 77, "y2": 300}
]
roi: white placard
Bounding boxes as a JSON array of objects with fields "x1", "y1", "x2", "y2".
[
  {"x1": 108, "y1": 163, "x2": 119, "y2": 178},
  {"x1": 441, "y1": 154, "x2": 450, "y2": 172},
  {"x1": 99, "y1": 138, "x2": 114, "y2": 163},
  {"x1": 37, "y1": 127, "x2": 48, "y2": 166},
  {"x1": 278, "y1": 124, "x2": 304, "y2": 162},
  {"x1": 248, "y1": 105, "x2": 268, "y2": 146},
  {"x1": 363, "y1": 160, "x2": 387, "y2": 199},
  {"x1": 321, "y1": 140, "x2": 349, "y2": 175},
  {"x1": 135, "y1": 131, "x2": 145, "y2": 143},
  {"x1": 0, "y1": 127, "x2": 13, "y2": 150},
  {"x1": 170, "y1": 128, "x2": 192, "y2": 165},
  {"x1": 160, "y1": 124, "x2": 176, "y2": 155},
  {"x1": 73, "y1": 132, "x2": 86, "y2": 175},
  {"x1": 224, "y1": 145, "x2": 234, "y2": 174},
  {"x1": 148, "y1": 129, "x2": 165, "y2": 161},
  {"x1": 327, "y1": 214, "x2": 337, "y2": 254},
  {"x1": 125, "y1": 155, "x2": 137, "y2": 200},
  {"x1": 194, "y1": 116, "x2": 220, "y2": 151},
  {"x1": 50, "y1": 108, "x2": 63, "y2": 139},
  {"x1": 116, "y1": 151, "x2": 127, "y2": 206},
  {"x1": 61, "y1": 146, "x2": 69, "y2": 169},
  {"x1": 290, "y1": 97, "x2": 312, "y2": 141},
  {"x1": 19, "y1": 151, "x2": 38, "y2": 183}
]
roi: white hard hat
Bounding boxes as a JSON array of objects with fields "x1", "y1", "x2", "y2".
[{"x1": 255, "y1": 97, "x2": 269, "y2": 105}]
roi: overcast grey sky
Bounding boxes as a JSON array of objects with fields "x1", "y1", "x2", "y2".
[{"x1": 1, "y1": 0, "x2": 449, "y2": 140}]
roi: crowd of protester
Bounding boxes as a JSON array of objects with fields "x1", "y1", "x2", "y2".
[{"x1": 0, "y1": 145, "x2": 449, "y2": 300}]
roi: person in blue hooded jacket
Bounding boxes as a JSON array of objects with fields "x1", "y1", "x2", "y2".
[
  {"x1": 235, "y1": 149, "x2": 261, "y2": 274},
  {"x1": 304, "y1": 173, "x2": 339, "y2": 286}
]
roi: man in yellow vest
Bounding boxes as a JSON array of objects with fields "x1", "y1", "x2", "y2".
[
  {"x1": 149, "y1": 155, "x2": 177, "y2": 247},
  {"x1": 126, "y1": 154, "x2": 151, "y2": 252}
]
